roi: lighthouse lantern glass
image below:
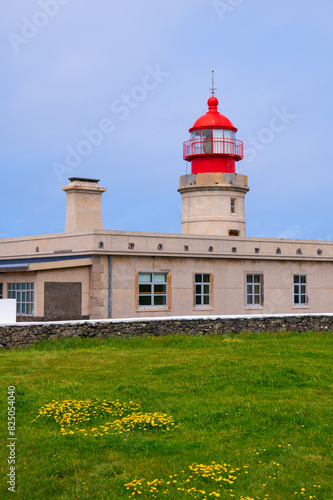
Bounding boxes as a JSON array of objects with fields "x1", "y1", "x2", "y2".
[
  {"x1": 188, "y1": 128, "x2": 237, "y2": 157},
  {"x1": 202, "y1": 129, "x2": 212, "y2": 153}
]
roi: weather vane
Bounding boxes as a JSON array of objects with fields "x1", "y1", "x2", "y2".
[{"x1": 210, "y1": 70, "x2": 217, "y2": 95}]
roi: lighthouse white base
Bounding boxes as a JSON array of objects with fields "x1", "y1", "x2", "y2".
[{"x1": 178, "y1": 172, "x2": 249, "y2": 237}]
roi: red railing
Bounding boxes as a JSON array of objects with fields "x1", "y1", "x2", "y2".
[{"x1": 183, "y1": 138, "x2": 243, "y2": 161}]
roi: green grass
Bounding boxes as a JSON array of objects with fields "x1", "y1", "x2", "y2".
[{"x1": 0, "y1": 331, "x2": 332, "y2": 499}]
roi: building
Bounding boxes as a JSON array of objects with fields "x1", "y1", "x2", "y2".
[{"x1": 1, "y1": 92, "x2": 333, "y2": 321}]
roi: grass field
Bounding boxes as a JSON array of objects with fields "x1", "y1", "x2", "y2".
[{"x1": 0, "y1": 331, "x2": 332, "y2": 499}]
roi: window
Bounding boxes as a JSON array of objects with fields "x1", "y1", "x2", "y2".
[
  {"x1": 202, "y1": 129, "x2": 212, "y2": 153},
  {"x1": 229, "y1": 230, "x2": 240, "y2": 237},
  {"x1": 230, "y1": 198, "x2": 236, "y2": 214},
  {"x1": 194, "y1": 274, "x2": 211, "y2": 306},
  {"x1": 246, "y1": 274, "x2": 263, "y2": 306},
  {"x1": 191, "y1": 129, "x2": 236, "y2": 155},
  {"x1": 293, "y1": 275, "x2": 307, "y2": 305},
  {"x1": 213, "y1": 129, "x2": 236, "y2": 154},
  {"x1": 8, "y1": 283, "x2": 34, "y2": 315},
  {"x1": 0, "y1": 283, "x2": 3, "y2": 299},
  {"x1": 138, "y1": 273, "x2": 167, "y2": 307}
]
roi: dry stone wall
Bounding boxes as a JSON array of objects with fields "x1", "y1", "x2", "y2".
[{"x1": 0, "y1": 314, "x2": 333, "y2": 349}]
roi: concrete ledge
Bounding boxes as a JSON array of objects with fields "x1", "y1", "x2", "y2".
[{"x1": 0, "y1": 313, "x2": 333, "y2": 349}]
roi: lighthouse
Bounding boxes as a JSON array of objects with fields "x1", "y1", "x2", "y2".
[{"x1": 178, "y1": 87, "x2": 249, "y2": 237}]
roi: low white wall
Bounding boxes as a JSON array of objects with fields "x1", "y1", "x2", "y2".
[{"x1": 0, "y1": 300, "x2": 16, "y2": 324}]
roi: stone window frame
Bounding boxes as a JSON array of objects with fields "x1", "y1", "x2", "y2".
[
  {"x1": 135, "y1": 271, "x2": 171, "y2": 310},
  {"x1": 193, "y1": 273, "x2": 214, "y2": 309}
]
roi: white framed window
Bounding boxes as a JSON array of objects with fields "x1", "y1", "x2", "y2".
[
  {"x1": 194, "y1": 274, "x2": 211, "y2": 306},
  {"x1": 8, "y1": 283, "x2": 34, "y2": 315},
  {"x1": 138, "y1": 273, "x2": 167, "y2": 307},
  {"x1": 231, "y1": 198, "x2": 236, "y2": 214},
  {"x1": 246, "y1": 274, "x2": 263, "y2": 306},
  {"x1": 293, "y1": 275, "x2": 307, "y2": 305}
]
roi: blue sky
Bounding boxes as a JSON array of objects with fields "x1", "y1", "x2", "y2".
[{"x1": 1, "y1": 0, "x2": 333, "y2": 240}]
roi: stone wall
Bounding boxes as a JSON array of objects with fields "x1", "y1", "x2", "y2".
[{"x1": 1, "y1": 314, "x2": 333, "y2": 350}]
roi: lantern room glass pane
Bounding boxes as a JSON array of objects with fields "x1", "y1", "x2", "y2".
[
  {"x1": 193, "y1": 131, "x2": 201, "y2": 153},
  {"x1": 213, "y1": 129, "x2": 223, "y2": 153},
  {"x1": 202, "y1": 129, "x2": 212, "y2": 154},
  {"x1": 213, "y1": 129, "x2": 224, "y2": 139},
  {"x1": 201, "y1": 129, "x2": 212, "y2": 139}
]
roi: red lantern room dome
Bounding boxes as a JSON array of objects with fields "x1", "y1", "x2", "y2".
[
  {"x1": 190, "y1": 96, "x2": 237, "y2": 133},
  {"x1": 183, "y1": 94, "x2": 243, "y2": 174}
]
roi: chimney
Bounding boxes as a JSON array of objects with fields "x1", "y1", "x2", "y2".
[{"x1": 62, "y1": 177, "x2": 107, "y2": 232}]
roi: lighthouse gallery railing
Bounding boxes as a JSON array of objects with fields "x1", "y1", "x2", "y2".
[{"x1": 183, "y1": 138, "x2": 243, "y2": 161}]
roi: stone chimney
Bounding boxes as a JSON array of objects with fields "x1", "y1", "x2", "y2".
[{"x1": 62, "y1": 177, "x2": 107, "y2": 232}]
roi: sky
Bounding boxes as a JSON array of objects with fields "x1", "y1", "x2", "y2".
[{"x1": 1, "y1": 0, "x2": 333, "y2": 241}]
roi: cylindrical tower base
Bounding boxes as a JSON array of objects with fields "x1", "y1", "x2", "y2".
[{"x1": 178, "y1": 172, "x2": 249, "y2": 236}]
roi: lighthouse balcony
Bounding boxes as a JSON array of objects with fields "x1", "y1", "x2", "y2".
[{"x1": 183, "y1": 138, "x2": 243, "y2": 161}]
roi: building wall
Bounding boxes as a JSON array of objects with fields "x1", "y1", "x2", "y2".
[
  {"x1": 1, "y1": 230, "x2": 333, "y2": 321},
  {"x1": 111, "y1": 255, "x2": 333, "y2": 318},
  {"x1": 0, "y1": 267, "x2": 91, "y2": 320},
  {"x1": 89, "y1": 256, "x2": 109, "y2": 319},
  {"x1": 38, "y1": 267, "x2": 91, "y2": 318}
]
